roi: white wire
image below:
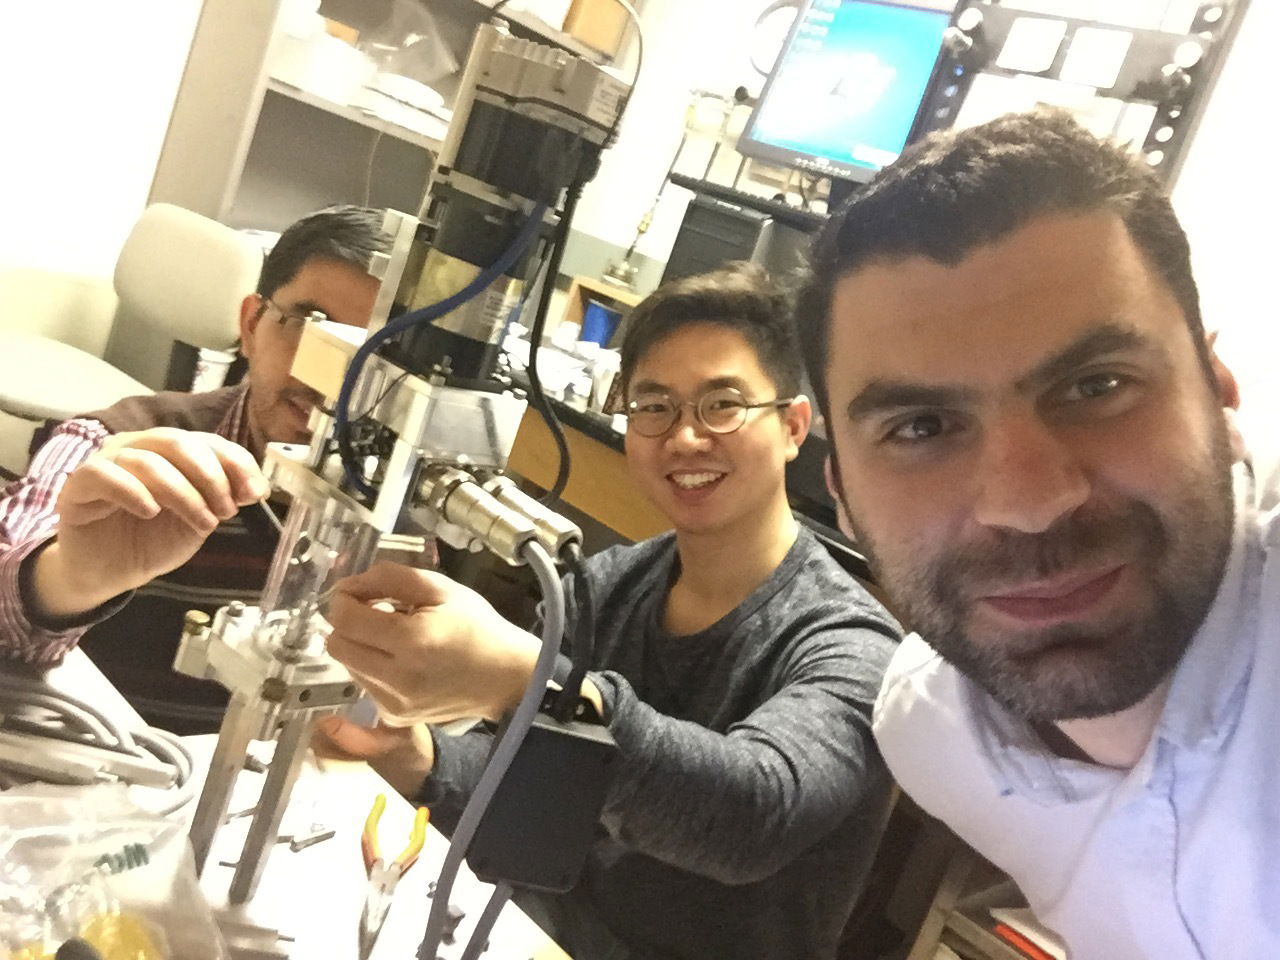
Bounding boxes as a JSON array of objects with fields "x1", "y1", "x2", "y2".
[
  {"x1": 416, "y1": 540, "x2": 566, "y2": 960},
  {"x1": 0, "y1": 674, "x2": 194, "y2": 815},
  {"x1": 259, "y1": 498, "x2": 285, "y2": 534},
  {"x1": 0, "y1": 677, "x2": 129, "y2": 751}
]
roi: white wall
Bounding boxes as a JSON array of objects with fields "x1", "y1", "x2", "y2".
[
  {"x1": 0, "y1": 0, "x2": 202, "y2": 278},
  {"x1": 1172, "y1": 0, "x2": 1280, "y2": 435},
  {"x1": 572, "y1": 0, "x2": 784, "y2": 261},
  {"x1": 3, "y1": 0, "x2": 1272, "y2": 430},
  {"x1": 581, "y1": 0, "x2": 1278, "y2": 428}
]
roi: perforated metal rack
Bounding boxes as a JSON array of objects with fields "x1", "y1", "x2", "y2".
[{"x1": 912, "y1": 0, "x2": 1251, "y2": 183}]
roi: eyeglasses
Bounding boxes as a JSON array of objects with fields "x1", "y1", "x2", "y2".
[
  {"x1": 260, "y1": 295, "x2": 328, "y2": 334},
  {"x1": 625, "y1": 386, "x2": 794, "y2": 438}
]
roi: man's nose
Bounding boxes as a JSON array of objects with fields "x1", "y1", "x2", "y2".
[
  {"x1": 972, "y1": 414, "x2": 1090, "y2": 534},
  {"x1": 665, "y1": 409, "x2": 713, "y2": 452}
]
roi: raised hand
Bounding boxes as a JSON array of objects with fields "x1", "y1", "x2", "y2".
[{"x1": 31, "y1": 428, "x2": 269, "y2": 618}]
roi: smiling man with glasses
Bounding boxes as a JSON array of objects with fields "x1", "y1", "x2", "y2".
[
  {"x1": 318, "y1": 261, "x2": 902, "y2": 960},
  {"x1": 0, "y1": 206, "x2": 387, "y2": 733}
]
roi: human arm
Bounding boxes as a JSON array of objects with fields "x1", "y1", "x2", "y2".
[
  {"x1": 589, "y1": 631, "x2": 892, "y2": 885},
  {"x1": 0, "y1": 421, "x2": 110, "y2": 664},
  {"x1": 319, "y1": 561, "x2": 593, "y2": 817},
  {"x1": 28, "y1": 426, "x2": 269, "y2": 618},
  {"x1": 0, "y1": 423, "x2": 269, "y2": 664},
  {"x1": 313, "y1": 711, "x2": 496, "y2": 831},
  {"x1": 324, "y1": 562, "x2": 603, "y2": 725},
  {"x1": 323, "y1": 562, "x2": 895, "y2": 883}
]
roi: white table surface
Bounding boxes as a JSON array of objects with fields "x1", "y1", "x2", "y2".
[
  {"x1": 32, "y1": 651, "x2": 567, "y2": 960},
  {"x1": 186, "y1": 734, "x2": 568, "y2": 960}
]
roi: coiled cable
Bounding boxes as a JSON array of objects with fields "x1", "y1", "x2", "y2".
[{"x1": 0, "y1": 673, "x2": 195, "y2": 817}]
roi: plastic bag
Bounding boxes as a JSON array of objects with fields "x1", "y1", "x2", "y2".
[
  {"x1": 357, "y1": 0, "x2": 459, "y2": 86},
  {"x1": 0, "y1": 783, "x2": 226, "y2": 960}
]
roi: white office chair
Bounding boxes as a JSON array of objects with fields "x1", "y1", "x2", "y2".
[{"x1": 0, "y1": 204, "x2": 261, "y2": 474}]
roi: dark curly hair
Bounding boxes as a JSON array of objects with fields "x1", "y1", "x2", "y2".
[
  {"x1": 619, "y1": 261, "x2": 803, "y2": 397},
  {"x1": 256, "y1": 205, "x2": 389, "y2": 299},
  {"x1": 795, "y1": 109, "x2": 1206, "y2": 423}
]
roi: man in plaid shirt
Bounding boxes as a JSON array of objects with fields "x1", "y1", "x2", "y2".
[{"x1": 0, "y1": 206, "x2": 385, "y2": 731}]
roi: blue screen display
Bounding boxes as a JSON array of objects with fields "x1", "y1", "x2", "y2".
[{"x1": 746, "y1": 1, "x2": 949, "y2": 173}]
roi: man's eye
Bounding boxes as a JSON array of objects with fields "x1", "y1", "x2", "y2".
[
  {"x1": 707, "y1": 398, "x2": 744, "y2": 412},
  {"x1": 637, "y1": 402, "x2": 670, "y2": 415},
  {"x1": 1063, "y1": 373, "x2": 1126, "y2": 402},
  {"x1": 885, "y1": 414, "x2": 948, "y2": 443}
]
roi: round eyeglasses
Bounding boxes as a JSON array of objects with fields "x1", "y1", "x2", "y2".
[{"x1": 625, "y1": 386, "x2": 794, "y2": 438}]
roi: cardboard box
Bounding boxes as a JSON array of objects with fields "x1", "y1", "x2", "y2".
[
  {"x1": 562, "y1": 0, "x2": 631, "y2": 57},
  {"x1": 323, "y1": 18, "x2": 359, "y2": 46}
]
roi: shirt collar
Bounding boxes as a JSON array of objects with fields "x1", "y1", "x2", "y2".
[
  {"x1": 960, "y1": 460, "x2": 1262, "y2": 802},
  {"x1": 1156, "y1": 461, "x2": 1262, "y2": 751},
  {"x1": 216, "y1": 381, "x2": 254, "y2": 451}
]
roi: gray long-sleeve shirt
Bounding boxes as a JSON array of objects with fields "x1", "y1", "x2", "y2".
[{"x1": 421, "y1": 526, "x2": 900, "y2": 960}]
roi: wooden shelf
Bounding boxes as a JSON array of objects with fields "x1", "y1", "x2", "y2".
[
  {"x1": 557, "y1": 274, "x2": 644, "y2": 342},
  {"x1": 264, "y1": 78, "x2": 445, "y2": 153}
]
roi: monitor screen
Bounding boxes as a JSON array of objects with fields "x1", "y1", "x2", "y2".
[{"x1": 738, "y1": 0, "x2": 951, "y2": 183}]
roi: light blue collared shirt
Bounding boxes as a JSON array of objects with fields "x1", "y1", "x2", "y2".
[{"x1": 874, "y1": 463, "x2": 1280, "y2": 959}]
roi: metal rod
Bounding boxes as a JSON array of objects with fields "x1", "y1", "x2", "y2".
[
  {"x1": 189, "y1": 694, "x2": 260, "y2": 873},
  {"x1": 229, "y1": 711, "x2": 316, "y2": 903}
]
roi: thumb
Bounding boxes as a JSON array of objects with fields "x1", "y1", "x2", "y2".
[{"x1": 314, "y1": 715, "x2": 409, "y2": 760}]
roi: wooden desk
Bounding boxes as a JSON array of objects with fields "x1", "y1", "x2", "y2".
[{"x1": 506, "y1": 408, "x2": 669, "y2": 543}]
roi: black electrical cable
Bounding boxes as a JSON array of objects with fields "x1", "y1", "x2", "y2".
[
  {"x1": 334, "y1": 203, "x2": 548, "y2": 497},
  {"x1": 416, "y1": 539, "x2": 565, "y2": 960},
  {"x1": 554, "y1": 542, "x2": 595, "y2": 720},
  {"x1": 482, "y1": 0, "x2": 647, "y2": 508},
  {"x1": 522, "y1": 183, "x2": 585, "y2": 504}
]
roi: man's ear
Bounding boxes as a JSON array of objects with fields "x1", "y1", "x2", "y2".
[
  {"x1": 782, "y1": 395, "x2": 812, "y2": 462},
  {"x1": 239, "y1": 294, "x2": 264, "y2": 362},
  {"x1": 1204, "y1": 331, "x2": 1240, "y2": 411},
  {"x1": 1204, "y1": 332, "x2": 1246, "y2": 461},
  {"x1": 824, "y1": 455, "x2": 857, "y2": 541}
]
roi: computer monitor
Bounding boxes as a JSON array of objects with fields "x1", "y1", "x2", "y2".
[{"x1": 737, "y1": 0, "x2": 952, "y2": 184}]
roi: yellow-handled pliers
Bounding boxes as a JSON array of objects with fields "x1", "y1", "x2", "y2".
[{"x1": 358, "y1": 794, "x2": 429, "y2": 960}]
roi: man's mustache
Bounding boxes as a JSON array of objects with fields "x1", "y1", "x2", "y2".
[
  {"x1": 282, "y1": 385, "x2": 325, "y2": 409},
  {"x1": 933, "y1": 501, "x2": 1166, "y2": 598}
]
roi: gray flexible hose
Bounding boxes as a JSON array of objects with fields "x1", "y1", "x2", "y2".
[
  {"x1": 0, "y1": 674, "x2": 193, "y2": 814},
  {"x1": 0, "y1": 678, "x2": 133, "y2": 751},
  {"x1": 416, "y1": 540, "x2": 565, "y2": 960},
  {"x1": 458, "y1": 881, "x2": 512, "y2": 960}
]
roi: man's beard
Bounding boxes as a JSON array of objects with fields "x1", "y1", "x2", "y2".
[
  {"x1": 846, "y1": 425, "x2": 1236, "y2": 722},
  {"x1": 251, "y1": 383, "x2": 324, "y2": 445}
]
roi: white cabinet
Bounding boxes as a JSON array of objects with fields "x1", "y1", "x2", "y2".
[{"x1": 113, "y1": 0, "x2": 610, "y2": 388}]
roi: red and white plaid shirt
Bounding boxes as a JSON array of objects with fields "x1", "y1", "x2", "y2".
[{"x1": 0, "y1": 384, "x2": 252, "y2": 665}]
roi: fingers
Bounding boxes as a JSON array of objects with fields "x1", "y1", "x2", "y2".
[
  {"x1": 198, "y1": 433, "x2": 270, "y2": 505},
  {"x1": 326, "y1": 616, "x2": 397, "y2": 675},
  {"x1": 121, "y1": 430, "x2": 269, "y2": 517},
  {"x1": 313, "y1": 715, "x2": 410, "y2": 760},
  {"x1": 334, "y1": 561, "x2": 454, "y2": 608},
  {"x1": 110, "y1": 448, "x2": 223, "y2": 533},
  {"x1": 58, "y1": 459, "x2": 162, "y2": 524}
]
